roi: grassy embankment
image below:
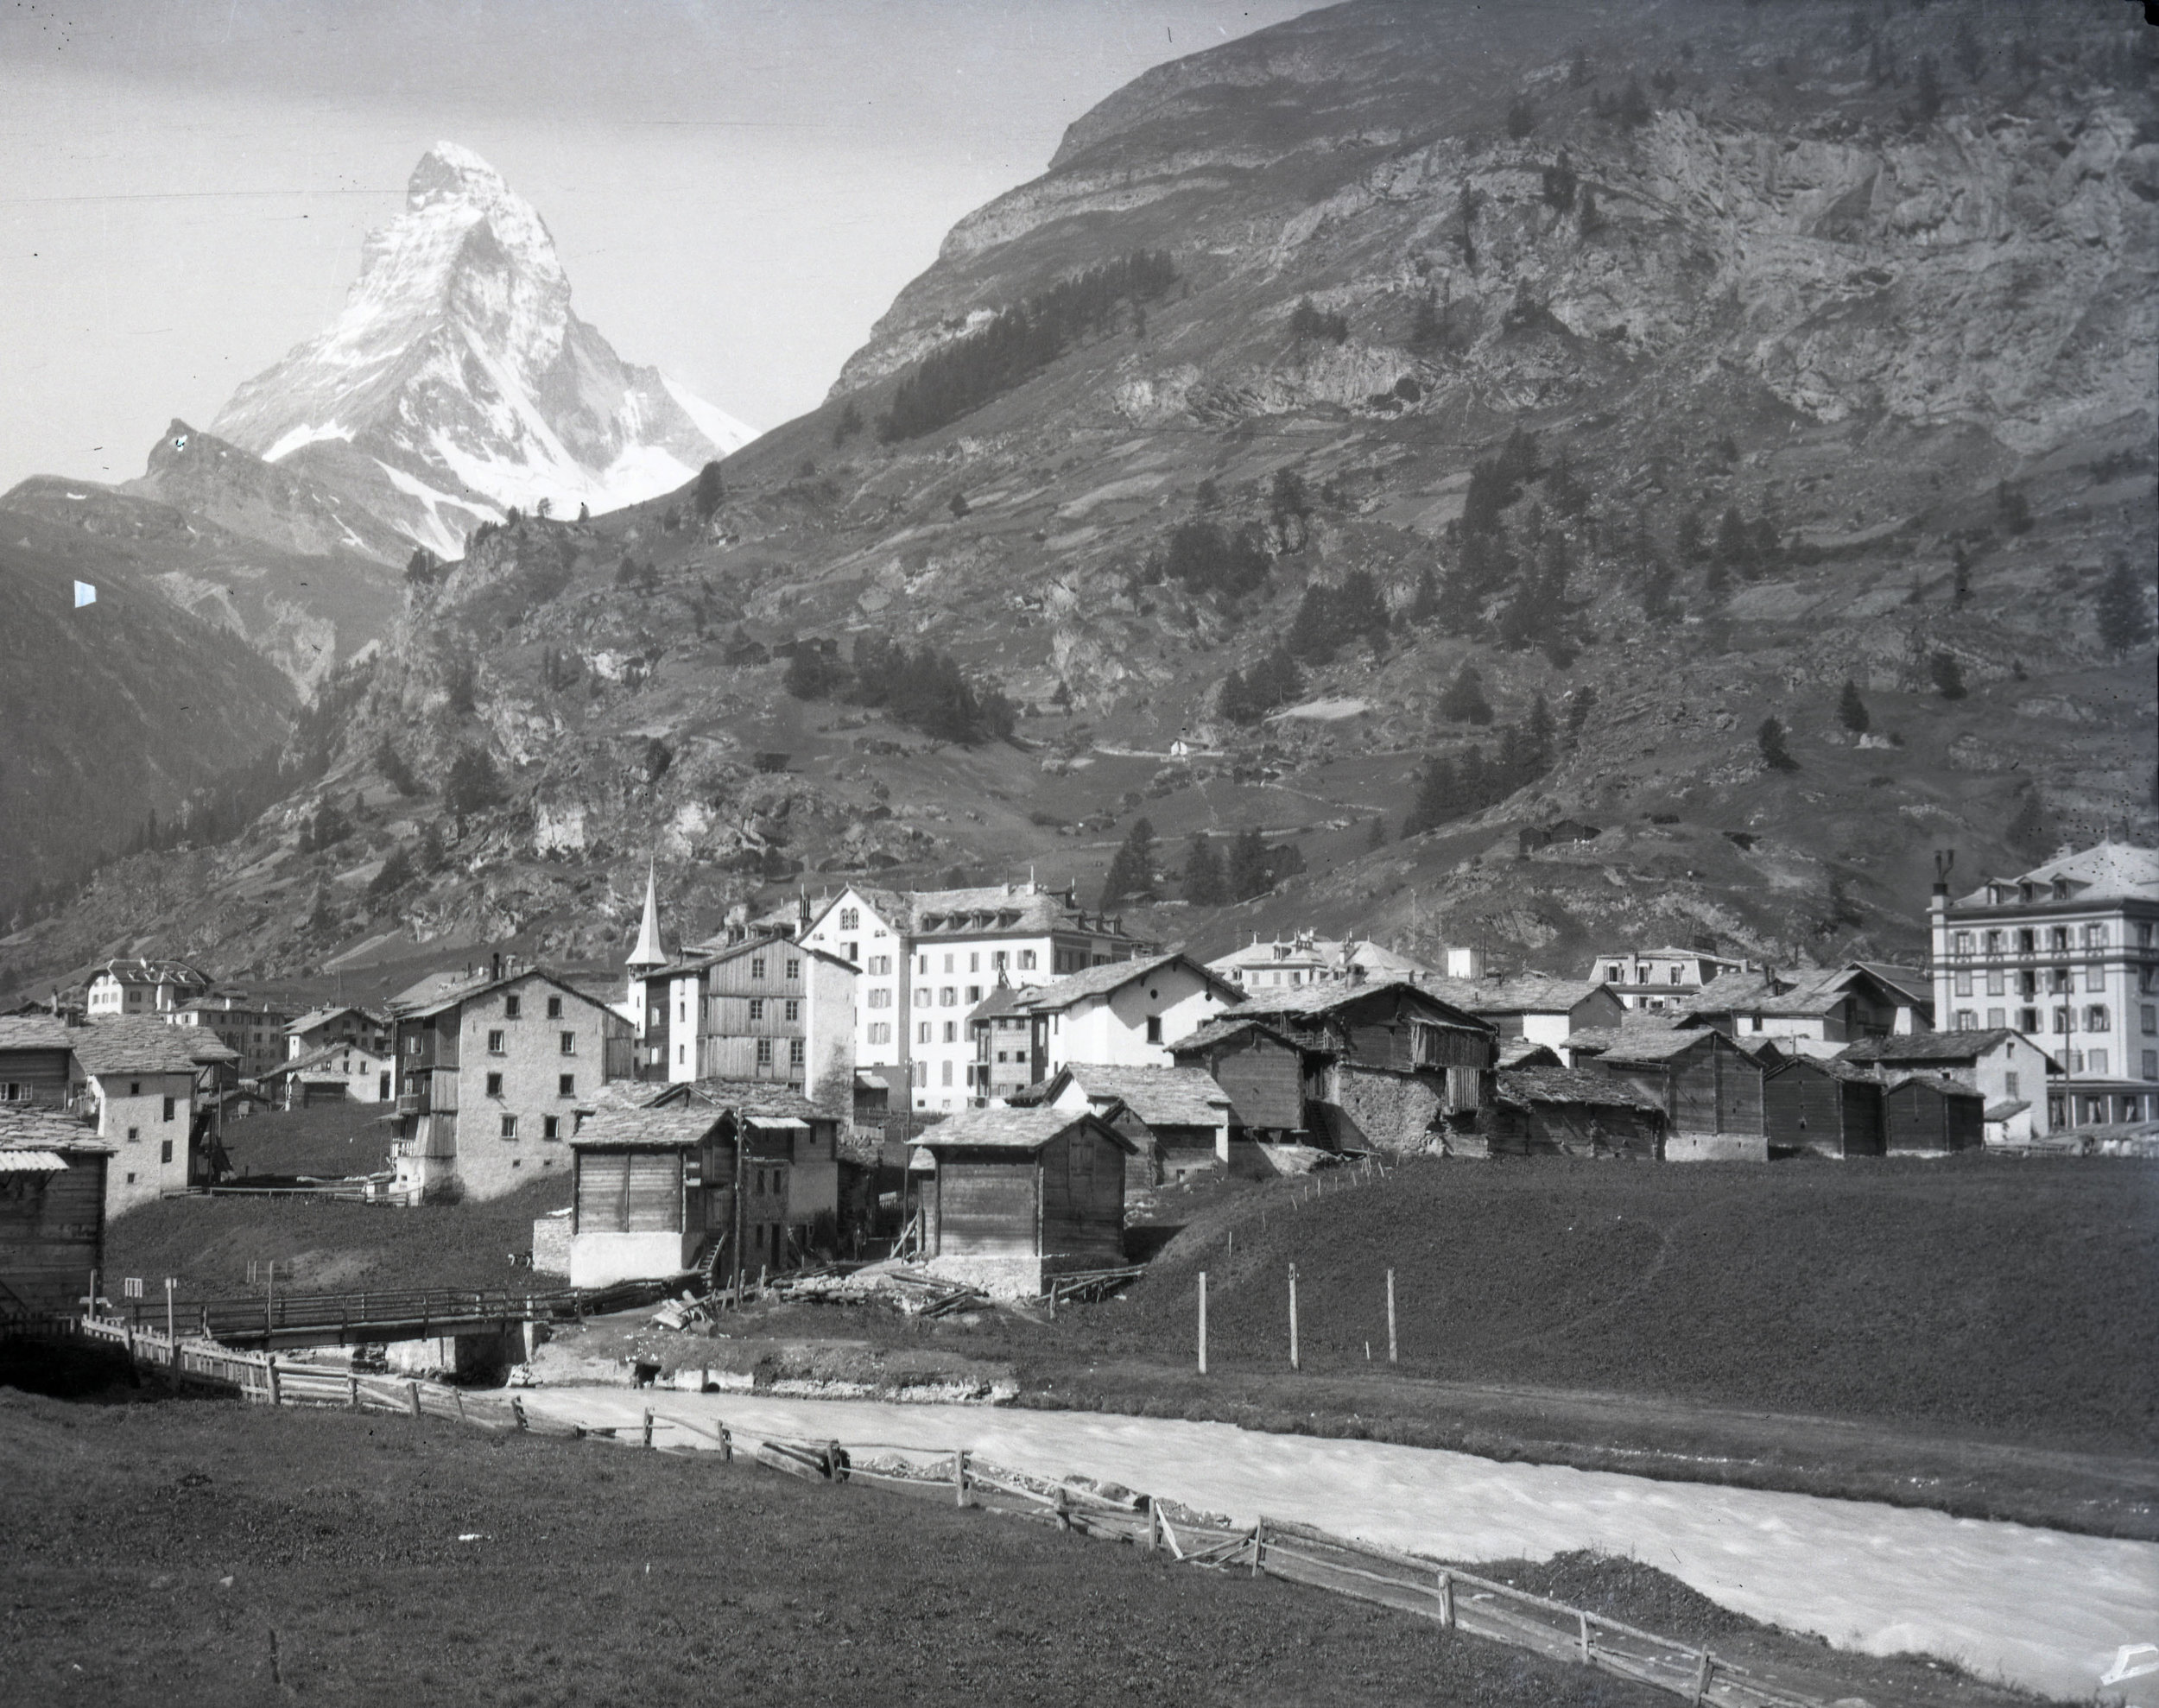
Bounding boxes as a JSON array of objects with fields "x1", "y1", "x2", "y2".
[{"x1": 0, "y1": 1373, "x2": 2053, "y2": 1708}]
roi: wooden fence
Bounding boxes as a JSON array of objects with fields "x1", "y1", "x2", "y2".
[{"x1": 36, "y1": 1314, "x2": 1830, "y2": 1708}]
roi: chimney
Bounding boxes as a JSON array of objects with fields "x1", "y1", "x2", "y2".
[
  {"x1": 798, "y1": 891, "x2": 812, "y2": 930},
  {"x1": 490, "y1": 951, "x2": 504, "y2": 982},
  {"x1": 1930, "y1": 848, "x2": 1954, "y2": 909},
  {"x1": 1445, "y1": 946, "x2": 1486, "y2": 981}
]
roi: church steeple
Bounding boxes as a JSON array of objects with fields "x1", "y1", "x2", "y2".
[{"x1": 627, "y1": 861, "x2": 665, "y2": 971}]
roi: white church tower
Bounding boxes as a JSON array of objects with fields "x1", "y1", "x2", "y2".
[{"x1": 620, "y1": 863, "x2": 668, "y2": 1053}]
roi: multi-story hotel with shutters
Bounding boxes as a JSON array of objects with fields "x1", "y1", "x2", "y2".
[{"x1": 1928, "y1": 841, "x2": 2159, "y2": 1128}]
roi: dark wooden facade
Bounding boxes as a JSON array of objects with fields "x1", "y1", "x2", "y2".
[
  {"x1": 0, "y1": 1143, "x2": 108, "y2": 1319},
  {"x1": 1171, "y1": 1024, "x2": 1318, "y2": 1135},
  {"x1": 918, "y1": 1116, "x2": 1130, "y2": 1271},
  {"x1": 1488, "y1": 1071, "x2": 1664, "y2": 1159},
  {"x1": 1762, "y1": 1059, "x2": 1884, "y2": 1158},
  {"x1": 0, "y1": 1041, "x2": 75, "y2": 1107},
  {"x1": 1584, "y1": 1031, "x2": 1764, "y2": 1142},
  {"x1": 1882, "y1": 1077, "x2": 1985, "y2": 1154}
]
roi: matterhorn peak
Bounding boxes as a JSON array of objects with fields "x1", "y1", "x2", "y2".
[{"x1": 210, "y1": 143, "x2": 755, "y2": 556}]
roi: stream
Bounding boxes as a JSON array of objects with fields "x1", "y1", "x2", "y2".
[{"x1": 518, "y1": 1386, "x2": 2159, "y2": 1704}]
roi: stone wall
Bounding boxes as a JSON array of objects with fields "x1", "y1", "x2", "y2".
[
  {"x1": 1666, "y1": 1132, "x2": 1770, "y2": 1163},
  {"x1": 1325, "y1": 1066, "x2": 1445, "y2": 1155},
  {"x1": 532, "y1": 1211, "x2": 572, "y2": 1276}
]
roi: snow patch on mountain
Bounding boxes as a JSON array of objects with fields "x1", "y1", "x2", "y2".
[{"x1": 212, "y1": 142, "x2": 757, "y2": 551}]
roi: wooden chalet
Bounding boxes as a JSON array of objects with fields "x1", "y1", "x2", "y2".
[
  {"x1": 1761, "y1": 1056, "x2": 1884, "y2": 1158},
  {"x1": 1485, "y1": 1067, "x2": 1665, "y2": 1160},
  {"x1": 1225, "y1": 978, "x2": 1497, "y2": 1155},
  {"x1": 567, "y1": 1082, "x2": 841, "y2": 1288},
  {"x1": 1880, "y1": 1073, "x2": 1985, "y2": 1154},
  {"x1": 0, "y1": 1015, "x2": 78, "y2": 1109},
  {"x1": 1568, "y1": 1022, "x2": 1767, "y2": 1161},
  {"x1": 908, "y1": 1107, "x2": 1135, "y2": 1298},
  {"x1": 1169, "y1": 1016, "x2": 1324, "y2": 1139},
  {"x1": 1033, "y1": 1062, "x2": 1234, "y2": 1186},
  {"x1": 0, "y1": 1106, "x2": 111, "y2": 1321}
]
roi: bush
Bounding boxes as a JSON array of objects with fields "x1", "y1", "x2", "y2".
[
  {"x1": 1757, "y1": 717, "x2": 1798, "y2": 771},
  {"x1": 1507, "y1": 96, "x2": 1537, "y2": 138},
  {"x1": 376, "y1": 740, "x2": 418, "y2": 796},
  {"x1": 445, "y1": 746, "x2": 504, "y2": 818},
  {"x1": 1929, "y1": 652, "x2": 1968, "y2": 700},
  {"x1": 1440, "y1": 662, "x2": 1494, "y2": 724}
]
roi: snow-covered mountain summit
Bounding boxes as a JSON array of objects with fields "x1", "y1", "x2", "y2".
[{"x1": 212, "y1": 142, "x2": 756, "y2": 556}]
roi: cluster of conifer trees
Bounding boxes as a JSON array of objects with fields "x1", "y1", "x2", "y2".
[
  {"x1": 878, "y1": 250, "x2": 1178, "y2": 441},
  {"x1": 784, "y1": 634, "x2": 1015, "y2": 746},
  {"x1": 1098, "y1": 815, "x2": 1303, "y2": 908}
]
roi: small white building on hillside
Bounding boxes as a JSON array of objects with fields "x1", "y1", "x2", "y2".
[{"x1": 1005, "y1": 952, "x2": 1245, "y2": 1090}]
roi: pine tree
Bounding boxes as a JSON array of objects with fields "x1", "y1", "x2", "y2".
[
  {"x1": 1757, "y1": 717, "x2": 1799, "y2": 772},
  {"x1": 1365, "y1": 815, "x2": 1388, "y2": 851},
  {"x1": 1837, "y1": 680, "x2": 1871, "y2": 734},
  {"x1": 1440, "y1": 662, "x2": 1494, "y2": 724},
  {"x1": 2004, "y1": 788, "x2": 2053, "y2": 863},
  {"x1": 1409, "y1": 566, "x2": 1439, "y2": 626},
  {"x1": 1402, "y1": 756, "x2": 1455, "y2": 836},
  {"x1": 1929, "y1": 651, "x2": 1968, "y2": 700},
  {"x1": 693, "y1": 461, "x2": 725, "y2": 521},
  {"x1": 1099, "y1": 817, "x2": 1157, "y2": 908},
  {"x1": 1507, "y1": 95, "x2": 1537, "y2": 138},
  {"x1": 445, "y1": 746, "x2": 503, "y2": 817},
  {"x1": 1565, "y1": 685, "x2": 1597, "y2": 741},
  {"x1": 1951, "y1": 543, "x2": 1972, "y2": 609},
  {"x1": 1526, "y1": 692, "x2": 1555, "y2": 765},
  {"x1": 368, "y1": 843, "x2": 414, "y2": 900},
  {"x1": 1183, "y1": 833, "x2": 1226, "y2": 905},
  {"x1": 2095, "y1": 559, "x2": 2154, "y2": 649},
  {"x1": 417, "y1": 819, "x2": 445, "y2": 871},
  {"x1": 1226, "y1": 829, "x2": 1273, "y2": 901},
  {"x1": 1715, "y1": 505, "x2": 1752, "y2": 575},
  {"x1": 375, "y1": 739, "x2": 418, "y2": 796}
]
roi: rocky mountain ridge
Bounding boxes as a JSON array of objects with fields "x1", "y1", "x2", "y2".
[{"x1": 3, "y1": 0, "x2": 2152, "y2": 1003}]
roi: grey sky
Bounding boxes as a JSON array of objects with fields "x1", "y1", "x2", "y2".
[{"x1": 0, "y1": 0, "x2": 1320, "y2": 490}]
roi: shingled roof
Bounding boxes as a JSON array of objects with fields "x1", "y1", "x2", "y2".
[
  {"x1": 1047, "y1": 1063, "x2": 1231, "y2": 1129},
  {"x1": 1230, "y1": 976, "x2": 1486, "y2": 1029},
  {"x1": 1839, "y1": 1030, "x2": 2052, "y2": 1068},
  {"x1": 912, "y1": 1105, "x2": 1136, "y2": 1154},
  {"x1": 70, "y1": 1016, "x2": 237, "y2": 1075},
  {"x1": 0, "y1": 1104, "x2": 106, "y2": 1154},
  {"x1": 1564, "y1": 1021, "x2": 1715, "y2": 1064},
  {"x1": 1009, "y1": 952, "x2": 1242, "y2": 1013},
  {"x1": 643, "y1": 1079, "x2": 835, "y2": 1121},
  {"x1": 571, "y1": 1103, "x2": 727, "y2": 1150},
  {"x1": 1426, "y1": 974, "x2": 1610, "y2": 1014},
  {"x1": 1496, "y1": 1067, "x2": 1663, "y2": 1112},
  {"x1": 0, "y1": 1016, "x2": 74, "y2": 1053}
]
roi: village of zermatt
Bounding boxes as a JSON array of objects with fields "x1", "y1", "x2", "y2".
[{"x1": 1, "y1": 3, "x2": 2155, "y2": 1705}]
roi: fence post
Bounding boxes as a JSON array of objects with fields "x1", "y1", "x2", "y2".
[
  {"x1": 643, "y1": 1408, "x2": 655, "y2": 1449},
  {"x1": 1054, "y1": 1486, "x2": 1072, "y2": 1533},
  {"x1": 718, "y1": 1423, "x2": 731, "y2": 1461},
  {"x1": 1691, "y1": 1652, "x2": 1713, "y2": 1705},
  {"x1": 1146, "y1": 1501, "x2": 1162, "y2": 1555},
  {"x1": 165, "y1": 1278, "x2": 178, "y2": 1392},
  {"x1": 1578, "y1": 1610, "x2": 1591, "y2": 1664},
  {"x1": 1250, "y1": 1516, "x2": 1265, "y2": 1577},
  {"x1": 1287, "y1": 1266, "x2": 1299, "y2": 1370},
  {"x1": 826, "y1": 1440, "x2": 846, "y2": 1483},
  {"x1": 1386, "y1": 1268, "x2": 1397, "y2": 1364},
  {"x1": 953, "y1": 1449, "x2": 970, "y2": 1508},
  {"x1": 349, "y1": 1372, "x2": 360, "y2": 1410},
  {"x1": 1435, "y1": 1570, "x2": 1454, "y2": 1629},
  {"x1": 512, "y1": 1396, "x2": 529, "y2": 1432},
  {"x1": 408, "y1": 1380, "x2": 421, "y2": 1420},
  {"x1": 1197, "y1": 1271, "x2": 1208, "y2": 1375},
  {"x1": 267, "y1": 1357, "x2": 282, "y2": 1408}
]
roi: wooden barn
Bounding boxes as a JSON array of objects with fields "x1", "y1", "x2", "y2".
[
  {"x1": 1881, "y1": 1074, "x2": 1985, "y2": 1154},
  {"x1": 1169, "y1": 1017, "x2": 1322, "y2": 1138},
  {"x1": 908, "y1": 1107, "x2": 1135, "y2": 1298},
  {"x1": 1487, "y1": 1067, "x2": 1665, "y2": 1159},
  {"x1": 1035, "y1": 1062, "x2": 1234, "y2": 1186},
  {"x1": 0, "y1": 1015, "x2": 78, "y2": 1108},
  {"x1": 1229, "y1": 978, "x2": 1497, "y2": 1155},
  {"x1": 1762, "y1": 1057, "x2": 1884, "y2": 1158},
  {"x1": 0, "y1": 1107, "x2": 111, "y2": 1322},
  {"x1": 567, "y1": 1083, "x2": 842, "y2": 1288},
  {"x1": 1570, "y1": 1023, "x2": 1767, "y2": 1161}
]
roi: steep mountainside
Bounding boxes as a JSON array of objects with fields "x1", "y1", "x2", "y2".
[
  {"x1": 123, "y1": 420, "x2": 411, "y2": 566},
  {"x1": 211, "y1": 143, "x2": 757, "y2": 556},
  {"x1": 0, "y1": 535, "x2": 295, "y2": 922},
  {"x1": 4, "y1": 0, "x2": 2152, "y2": 999}
]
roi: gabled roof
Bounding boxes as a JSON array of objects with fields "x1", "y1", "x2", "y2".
[
  {"x1": 1497, "y1": 1039, "x2": 1564, "y2": 1069},
  {"x1": 1839, "y1": 1029, "x2": 2055, "y2": 1069},
  {"x1": 1953, "y1": 840, "x2": 2159, "y2": 907},
  {"x1": 0, "y1": 1015, "x2": 74, "y2": 1053},
  {"x1": 1425, "y1": 974, "x2": 1611, "y2": 1015},
  {"x1": 1009, "y1": 952, "x2": 1243, "y2": 1014},
  {"x1": 1045, "y1": 1063, "x2": 1231, "y2": 1129},
  {"x1": 264, "y1": 1041, "x2": 390, "y2": 1080},
  {"x1": 641, "y1": 1079, "x2": 834, "y2": 1121},
  {"x1": 1496, "y1": 1067, "x2": 1663, "y2": 1112},
  {"x1": 654, "y1": 938, "x2": 858, "y2": 981},
  {"x1": 1231, "y1": 976, "x2": 1491, "y2": 1033},
  {"x1": 1881, "y1": 1071, "x2": 1985, "y2": 1100},
  {"x1": 390, "y1": 966, "x2": 615, "y2": 1021},
  {"x1": 911, "y1": 1105, "x2": 1136, "y2": 1154},
  {"x1": 71, "y1": 1015, "x2": 237, "y2": 1074},
  {"x1": 804, "y1": 880, "x2": 1114, "y2": 941},
  {"x1": 0, "y1": 1104, "x2": 107, "y2": 1154},
  {"x1": 1985, "y1": 1099, "x2": 2032, "y2": 1121},
  {"x1": 1847, "y1": 963, "x2": 1933, "y2": 1009},
  {"x1": 1763, "y1": 1053, "x2": 1877, "y2": 1083},
  {"x1": 87, "y1": 958, "x2": 210, "y2": 988},
  {"x1": 287, "y1": 1005, "x2": 385, "y2": 1036},
  {"x1": 1171, "y1": 1015, "x2": 1313, "y2": 1055},
  {"x1": 572, "y1": 1102, "x2": 726, "y2": 1150},
  {"x1": 1566, "y1": 1021, "x2": 1721, "y2": 1064},
  {"x1": 966, "y1": 981, "x2": 1035, "y2": 1023}
]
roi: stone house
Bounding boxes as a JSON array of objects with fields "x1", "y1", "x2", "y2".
[
  {"x1": 168, "y1": 992, "x2": 291, "y2": 1082},
  {"x1": 907, "y1": 1106, "x2": 1134, "y2": 1298},
  {"x1": 285, "y1": 1005, "x2": 392, "y2": 1062},
  {"x1": 1169, "y1": 1016, "x2": 1327, "y2": 1142},
  {"x1": 263, "y1": 1040, "x2": 397, "y2": 1110},
  {"x1": 67, "y1": 1016, "x2": 237, "y2": 1216},
  {"x1": 1680, "y1": 964, "x2": 1931, "y2": 1060},
  {"x1": 1426, "y1": 973, "x2": 1626, "y2": 1060},
  {"x1": 389, "y1": 965, "x2": 634, "y2": 1203}
]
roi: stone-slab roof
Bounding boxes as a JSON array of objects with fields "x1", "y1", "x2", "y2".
[
  {"x1": 70, "y1": 1016, "x2": 237, "y2": 1075},
  {"x1": 912, "y1": 1105, "x2": 1135, "y2": 1154},
  {"x1": 1497, "y1": 1066, "x2": 1663, "y2": 1112},
  {"x1": 1051, "y1": 1064, "x2": 1231, "y2": 1128}
]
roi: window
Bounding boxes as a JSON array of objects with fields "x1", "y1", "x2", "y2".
[
  {"x1": 868, "y1": 956, "x2": 891, "y2": 977},
  {"x1": 2143, "y1": 1006, "x2": 2157, "y2": 1035},
  {"x1": 2086, "y1": 963, "x2": 2107, "y2": 992},
  {"x1": 161, "y1": 1096, "x2": 175, "y2": 1121},
  {"x1": 547, "y1": 996, "x2": 563, "y2": 1019},
  {"x1": 966, "y1": 985, "x2": 981, "y2": 1003},
  {"x1": 788, "y1": 1040, "x2": 804, "y2": 1067},
  {"x1": 943, "y1": 954, "x2": 955, "y2": 974},
  {"x1": 553, "y1": 1073, "x2": 573, "y2": 1098},
  {"x1": 543, "y1": 1116, "x2": 560, "y2": 1140},
  {"x1": 1986, "y1": 969, "x2": 2005, "y2": 996},
  {"x1": 845, "y1": 942, "x2": 858, "y2": 963},
  {"x1": 940, "y1": 1060, "x2": 953, "y2": 1086},
  {"x1": 1606, "y1": 965, "x2": 1623, "y2": 983},
  {"x1": 868, "y1": 1022, "x2": 891, "y2": 1045},
  {"x1": 1668, "y1": 968, "x2": 1683, "y2": 984},
  {"x1": 992, "y1": 951, "x2": 1007, "y2": 970},
  {"x1": 2089, "y1": 1048, "x2": 2110, "y2": 1076},
  {"x1": 943, "y1": 1022, "x2": 958, "y2": 1044},
  {"x1": 2086, "y1": 1005, "x2": 2111, "y2": 1033},
  {"x1": 501, "y1": 1114, "x2": 518, "y2": 1139},
  {"x1": 2018, "y1": 970, "x2": 2038, "y2": 997},
  {"x1": 749, "y1": 999, "x2": 765, "y2": 1022},
  {"x1": 1953, "y1": 971, "x2": 1972, "y2": 997},
  {"x1": 2052, "y1": 1008, "x2": 2071, "y2": 1035},
  {"x1": 126, "y1": 1126, "x2": 139, "y2": 1144},
  {"x1": 2144, "y1": 1052, "x2": 2158, "y2": 1082},
  {"x1": 1952, "y1": 931, "x2": 1972, "y2": 957},
  {"x1": 2140, "y1": 923, "x2": 2155, "y2": 950},
  {"x1": 161, "y1": 1139, "x2": 173, "y2": 1164},
  {"x1": 1985, "y1": 930, "x2": 2003, "y2": 954},
  {"x1": 969, "y1": 952, "x2": 980, "y2": 973},
  {"x1": 2018, "y1": 1007, "x2": 2037, "y2": 1034},
  {"x1": 2048, "y1": 927, "x2": 2069, "y2": 952},
  {"x1": 486, "y1": 1072, "x2": 503, "y2": 1097},
  {"x1": 677, "y1": 1002, "x2": 686, "y2": 1023},
  {"x1": 2004, "y1": 1072, "x2": 2021, "y2": 1098},
  {"x1": 2084, "y1": 923, "x2": 2106, "y2": 948},
  {"x1": 1954, "y1": 1010, "x2": 1975, "y2": 1031},
  {"x1": 2017, "y1": 928, "x2": 2036, "y2": 954},
  {"x1": 868, "y1": 988, "x2": 892, "y2": 1009},
  {"x1": 130, "y1": 1080, "x2": 141, "y2": 1098},
  {"x1": 840, "y1": 908, "x2": 858, "y2": 930},
  {"x1": 918, "y1": 1022, "x2": 932, "y2": 1044},
  {"x1": 2048, "y1": 967, "x2": 2072, "y2": 994},
  {"x1": 1986, "y1": 1008, "x2": 2004, "y2": 1028},
  {"x1": 1019, "y1": 950, "x2": 1037, "y2": 971},
  {"x1": 940, "y1": 987, "x2": 956, "y2": 1007},
  {"x1": 488, "y1": 1029, "x2": 505, "y2": 1054},
  {"x1": 757, "y1": 1039, "x2": 773, "y2": 1066},
  {"x1": 1146, "y1": 1015, "x2": 1163, "y2": 1044},
  {"x1": 560, "y1": 1031, "x2": 577, "y2": 1055},
  {"x1": 915, "y1": 987, "x2": 931, "y2": 1008},
  {"x1": 784, "y1": 1000, "x2": 799, "y2": 1022},
  {"x1": 751, "y1": 957, "x2": 767, "y2": 980},
  {"x1": 504, "y1": 996, "x2": 521, "y2": 1018},
  {"x1": 918, "y1": 955, "x2": 928, "y2": 975}
]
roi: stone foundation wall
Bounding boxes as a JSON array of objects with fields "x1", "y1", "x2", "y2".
[
  {"x1": 531, "y1": 1213, "x2": 572, "y2": 1276},
  {"x1": 922, "y1": 1253, "x2": 1044, "y2": 1300},
  {"x1": 1326, "y1": 1067, "x2": 1446, "y2": 1155},
  {"x1": 1666, "y1": 1132, "x2": 1770, "y2": 1163}
]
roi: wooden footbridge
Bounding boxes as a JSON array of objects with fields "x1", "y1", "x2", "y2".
[{"x1": 104, "y1": 1277, "x2": 674, "y2": 1351}]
